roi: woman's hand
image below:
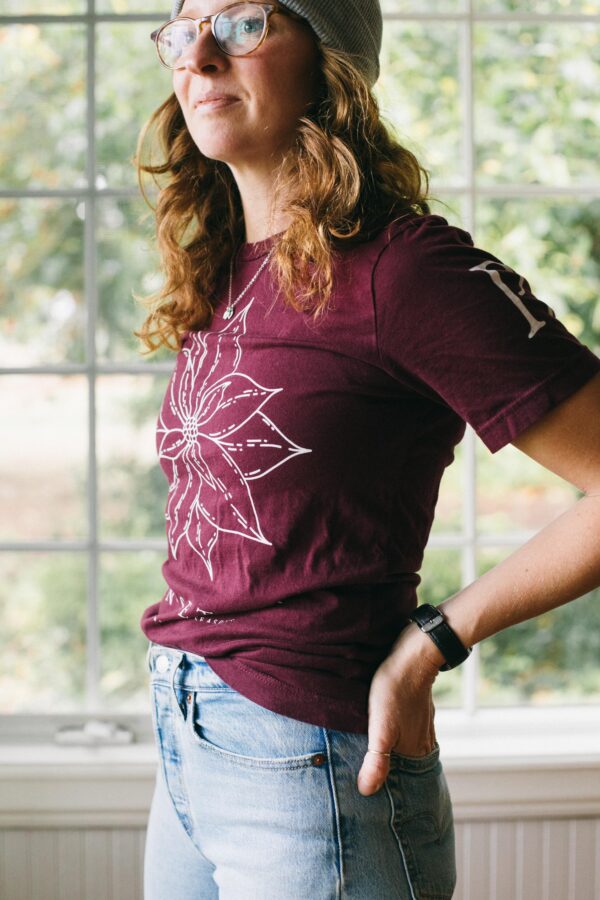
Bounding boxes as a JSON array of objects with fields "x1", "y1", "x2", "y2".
[{"x1": 357, "y1": 623, "x2": 443, "y2": 797}]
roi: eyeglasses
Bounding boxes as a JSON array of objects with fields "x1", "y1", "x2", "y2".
[{"x1": 150, "y1": 2, "x2": 302, "y2": 70}]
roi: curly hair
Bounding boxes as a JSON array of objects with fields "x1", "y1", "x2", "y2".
[{"x1": 132, "y1": 42, "x2": 438, "y2": 356}]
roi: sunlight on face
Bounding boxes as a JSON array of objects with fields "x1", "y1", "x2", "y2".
[{"x1": 171, "y1": 1, "x2": 320, "y2": 170}]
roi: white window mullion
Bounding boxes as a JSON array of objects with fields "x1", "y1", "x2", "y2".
[
  {"x1": 456, "y1": 1, "x2": 479, "y2": 719},
  {"x1": 461, "y1": 427, "x2": 479, "y2": 718},
  {"x1": 85, "y1": 0, "x2": 99, "y2": 711},
  {"x1": 462, "y1": 0, "x2": 476, "y2": 237}
]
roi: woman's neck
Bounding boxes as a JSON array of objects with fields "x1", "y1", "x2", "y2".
[{"x1": 229, "y1": 162, "x2": 294, "y2": 244}]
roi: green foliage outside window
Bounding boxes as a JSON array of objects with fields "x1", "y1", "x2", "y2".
[{"x1": 0, "y1": 7, "x2": 598, "y2": 715}]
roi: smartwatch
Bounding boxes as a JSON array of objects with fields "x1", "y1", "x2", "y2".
[{"x1": 407, "y1": 603, "x2": 472, "y2": 671}]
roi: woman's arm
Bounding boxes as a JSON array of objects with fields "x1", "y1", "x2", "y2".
[
  {"x1": 414, "y1": 369, "x2": 600, "y2": 660},
  {"x1": 357, "y1": 370, "x2": 600, "y2": 797}
]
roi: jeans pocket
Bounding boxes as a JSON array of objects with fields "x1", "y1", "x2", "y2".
[
  {"x1": 185, "y1": 687, "x2": 328, "y2": 770},
  {"x1": 387, "y1": 744, "x2": 457, "y2": 900}
]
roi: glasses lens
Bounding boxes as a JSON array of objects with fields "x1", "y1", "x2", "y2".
[
  {"x1": 215, "y1": 3, "x2": 266, "y2": 55},
  {"x1": 156, "y1": 19, "x2": 198, "y2": 68}
]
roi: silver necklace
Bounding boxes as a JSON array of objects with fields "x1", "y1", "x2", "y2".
[{"x1": 223, "y1": 246, "x2": 276, "y2": 320}]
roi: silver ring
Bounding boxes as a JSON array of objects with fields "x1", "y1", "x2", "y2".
[{"x1": 367, "y1": 748, "x2": 392, "y2": 757}]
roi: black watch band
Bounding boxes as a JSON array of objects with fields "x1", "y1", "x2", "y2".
[{"x1": 407, "y1": 603, "x2": 472, "y2": 671}]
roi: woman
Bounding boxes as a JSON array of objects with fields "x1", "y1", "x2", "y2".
[{"x1": 135, "y1": 2, "x2": 600, "y2": 898}]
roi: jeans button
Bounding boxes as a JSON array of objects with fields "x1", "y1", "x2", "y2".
[
  {"x1": 311, "y1": 754, "x2": 326, "y2": 766},
  {"x1": 155, "y1": 654, "x2": 171, "y2": 673}
]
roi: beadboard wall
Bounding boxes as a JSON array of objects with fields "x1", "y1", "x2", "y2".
[{"x1": 1, "y1": 817, "x2": 599, "y2": 900}]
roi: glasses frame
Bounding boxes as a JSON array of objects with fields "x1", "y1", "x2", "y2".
[{"x1": 150, "y1": 2, "x2": 305, "y2": 70}]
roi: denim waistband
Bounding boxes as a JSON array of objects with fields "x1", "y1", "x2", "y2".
[{"x1": 146, "y1": 640, "x2": 231, "y2": 691}]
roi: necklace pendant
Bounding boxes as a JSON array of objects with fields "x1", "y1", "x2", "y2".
[{"x1": 225, "y1": 244, "x2": 273, "y2": 322}]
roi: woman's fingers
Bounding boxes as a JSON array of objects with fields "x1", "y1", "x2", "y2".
[
  {"x1": 357, "y1": 746, "x2": 391, "y2": 796},
  {"x1": 356, "y1": 665, "x2": 436, "y2": 797},
  {"x1": 357, "y1": 668, "x2": 397, "y2": 795}
]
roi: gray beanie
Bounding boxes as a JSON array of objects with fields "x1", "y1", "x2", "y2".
[{"x1": 169, "y1": 1, "x2": 383, "y2": 86}]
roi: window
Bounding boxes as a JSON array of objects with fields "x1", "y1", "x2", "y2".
[{"x1": 1, "y1": 1, "x2": 599, "y2": 742}]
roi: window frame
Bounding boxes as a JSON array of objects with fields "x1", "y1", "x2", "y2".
[{"x1": 1, "y1": 0, "x2": 599, "y2": 746}]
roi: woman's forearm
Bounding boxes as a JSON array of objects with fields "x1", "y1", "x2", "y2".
[{"x1": 407, "y1": 493, "x2": 600, "y2": 669}]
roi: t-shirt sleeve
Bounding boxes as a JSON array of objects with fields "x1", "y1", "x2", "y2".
[{"x1": 373, "y1": 214, "x2": 600, "y2": 453}]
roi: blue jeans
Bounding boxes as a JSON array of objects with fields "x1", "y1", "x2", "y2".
[{"x1": 144, "y1": 640, "x2": 457, "y2": 900}]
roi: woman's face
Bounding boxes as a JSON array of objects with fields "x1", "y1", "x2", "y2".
[{"x1": 172, "y1": 1, "x2": 320, "y2": 170}]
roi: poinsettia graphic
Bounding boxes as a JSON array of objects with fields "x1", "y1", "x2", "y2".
[{"x1": 157, "y1": 299, "x2": 312, "y2": 581}]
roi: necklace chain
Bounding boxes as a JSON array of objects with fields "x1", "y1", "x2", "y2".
[{"x1": 224, "y1": 246, "x2": 276, "y2": 320}]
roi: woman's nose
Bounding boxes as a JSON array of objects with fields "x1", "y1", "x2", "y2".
[{"x1": 180, "y1": 21, "x2": 226, "y2": 73}]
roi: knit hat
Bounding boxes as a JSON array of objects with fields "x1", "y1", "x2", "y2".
[{"x1": 168, "y1": 1, "x2": 383, "y2": 87}]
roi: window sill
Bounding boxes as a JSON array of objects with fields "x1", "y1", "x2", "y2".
[
  {"x1": 435, "y1": 703, "x2": 600, "y2": 763},
  {"x1": 0, "y1": 705, "x2": 598, "y2": 827}
]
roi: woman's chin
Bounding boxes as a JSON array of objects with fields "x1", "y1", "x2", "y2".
[{"x1": 189, "y1": 136, "x2": 265, "y2": 168}]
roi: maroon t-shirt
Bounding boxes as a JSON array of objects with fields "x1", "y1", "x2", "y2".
[{"x1": 140, "y1": 212, "x2": 600, "y2": 733}]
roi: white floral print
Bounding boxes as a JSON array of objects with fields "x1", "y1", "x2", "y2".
[
  {"x1": 162, "y1": 587, "x2": 237, "y2": 623},
  {"x1": 157, "y1": 299, "x2": 312, "y2": 581}
]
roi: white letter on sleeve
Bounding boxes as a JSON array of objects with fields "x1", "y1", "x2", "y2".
[{"x1": 469, "y1": 260, "x2": 553, "y2": 339}]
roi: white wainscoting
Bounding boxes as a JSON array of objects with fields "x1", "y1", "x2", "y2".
[
  {"x1": 0, "y1": 706, "x2": 599, "y2": 899},
  {"x1": 1, "y1": 818, "x2": 598, "y2": 900},
  {"x1": 0, "y1": 819, "x2": 600, "y2": 900}
]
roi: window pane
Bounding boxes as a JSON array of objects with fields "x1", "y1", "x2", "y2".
[
  {"x1": 96, "y1": 0, "x2": 170, "y2": 11},
  {"x1": 476, "y1": 0, "x2": 600, "y2": 13},
  {"x1": 381, "y1": 0, "x2": 466, "y2": 11},
  {"x1": 475, "y1": 21, "x2": 600, "y2": 186},
  {"x1": 0, "y1": 376, "x2": 88, "y2": 542},
  {"x1": 1, "y1": 1, "x2": 84, "y2": 11},
  {"x1": 0, "y1": 198, "x2": 85, "y2": 366},
  {"x1": 477, "y1": 548, "x2": 600, "y2": 706},
  {"x1": 376, "y1": 21, "x2": 464, "y2": 188},
  {"x1": 477, "y1": 441, "x2": 580, "y2": 534},
  {"x1": 418, "y1": 547, "x2": 463, "y2": 706},
  {"x1": 96, "y1": 196, "x2": 172, "y2": 363},
  {"x1": 476, "y1": 196, "x2": 600, "y2": 354},
  {"x1": 97, "y1": 374, "x2": 172, "y2": 540},
  {"x1": 0, "y1": 24, "x2": 86, "y2": 190},
  {"x1": 99, "y1": 549, "x2": 166, "y2": 711},
  {"x1": 0, "y1": 552, "x2": 87, "y2": 713},
  {"x1": 96, "y1": 19, "x2": 169, "y2": 189},
  {"x1": 428, "y1": 195, "x2": 470, "y2": 227}
]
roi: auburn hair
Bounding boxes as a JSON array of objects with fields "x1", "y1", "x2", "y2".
[{"x1": 132, "y1": 42, "x2": 438, "y2": 356}]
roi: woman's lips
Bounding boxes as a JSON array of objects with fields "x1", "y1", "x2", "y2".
[{"x1": 195, "y1": 98, "x2": 240, "y2": 112}]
